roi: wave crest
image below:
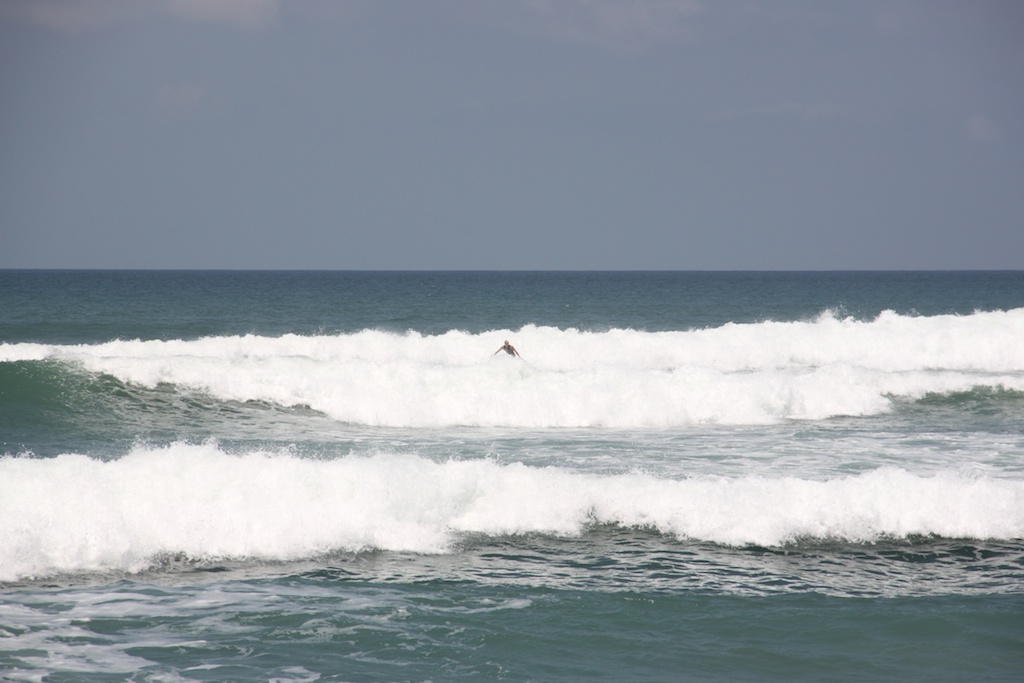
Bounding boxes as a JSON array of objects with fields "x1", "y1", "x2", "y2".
[
  {"x1": 2, "y1": 443, "x2": 1021, "y2": 581},
  {"x1": 4, "y1": 309, "x2": 1024, "y2": 427}
]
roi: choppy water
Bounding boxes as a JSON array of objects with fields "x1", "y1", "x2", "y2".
[{"x1": 2, "y1": 270, "x2": 1023, "y2": 681}]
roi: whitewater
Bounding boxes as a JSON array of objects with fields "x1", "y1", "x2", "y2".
[
  {"x1": 2, "y1": 271, "x2": 1023, "y2": 682},
  {"x1": 5, "y1": 308, "x2": 1024, "y2": 428},
  {"x1": 3, "y1": 306, "x2": 1024, "y2": 583},
  {"x1": 3, "y1": 443, "x2": 1023, "y2": 582}
]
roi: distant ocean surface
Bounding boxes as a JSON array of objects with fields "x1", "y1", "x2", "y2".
[{"x1": 2, "y1": 270, "x2": 1023, "y2": 682}]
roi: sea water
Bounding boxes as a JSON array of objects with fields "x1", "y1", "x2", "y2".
[{"x1": 1, "y1": 270, "x2": 1022, "y2": 681}]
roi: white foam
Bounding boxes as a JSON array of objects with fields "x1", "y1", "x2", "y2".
[
  {"x1": 1, "y1": 443, "x2": 1021, "y2": 581},
  {"x1": 3, "y1": 308, "x2": 1023, "y2": 427}
]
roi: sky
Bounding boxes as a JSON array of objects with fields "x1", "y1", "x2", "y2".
[{"x1": 1, "y1": 0, "x2": 1022, "y2": 270}]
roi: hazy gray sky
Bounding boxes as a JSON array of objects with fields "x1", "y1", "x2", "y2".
[{"x1": 2, "y1": 0, "x2": 1022, "y2": 269}]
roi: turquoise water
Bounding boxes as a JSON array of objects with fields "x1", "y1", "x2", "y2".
[{"x1": 2, "y1": 271, "x2": 1023, "y2": 681}]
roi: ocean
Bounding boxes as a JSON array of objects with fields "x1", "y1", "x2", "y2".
[{"x1": 1, "y1": 270, "x2": 1022, "y2": 682}]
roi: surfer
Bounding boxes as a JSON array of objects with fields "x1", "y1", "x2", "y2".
[{"x1": 494, "y1": 340, "x2": 521, "y2": 358}]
